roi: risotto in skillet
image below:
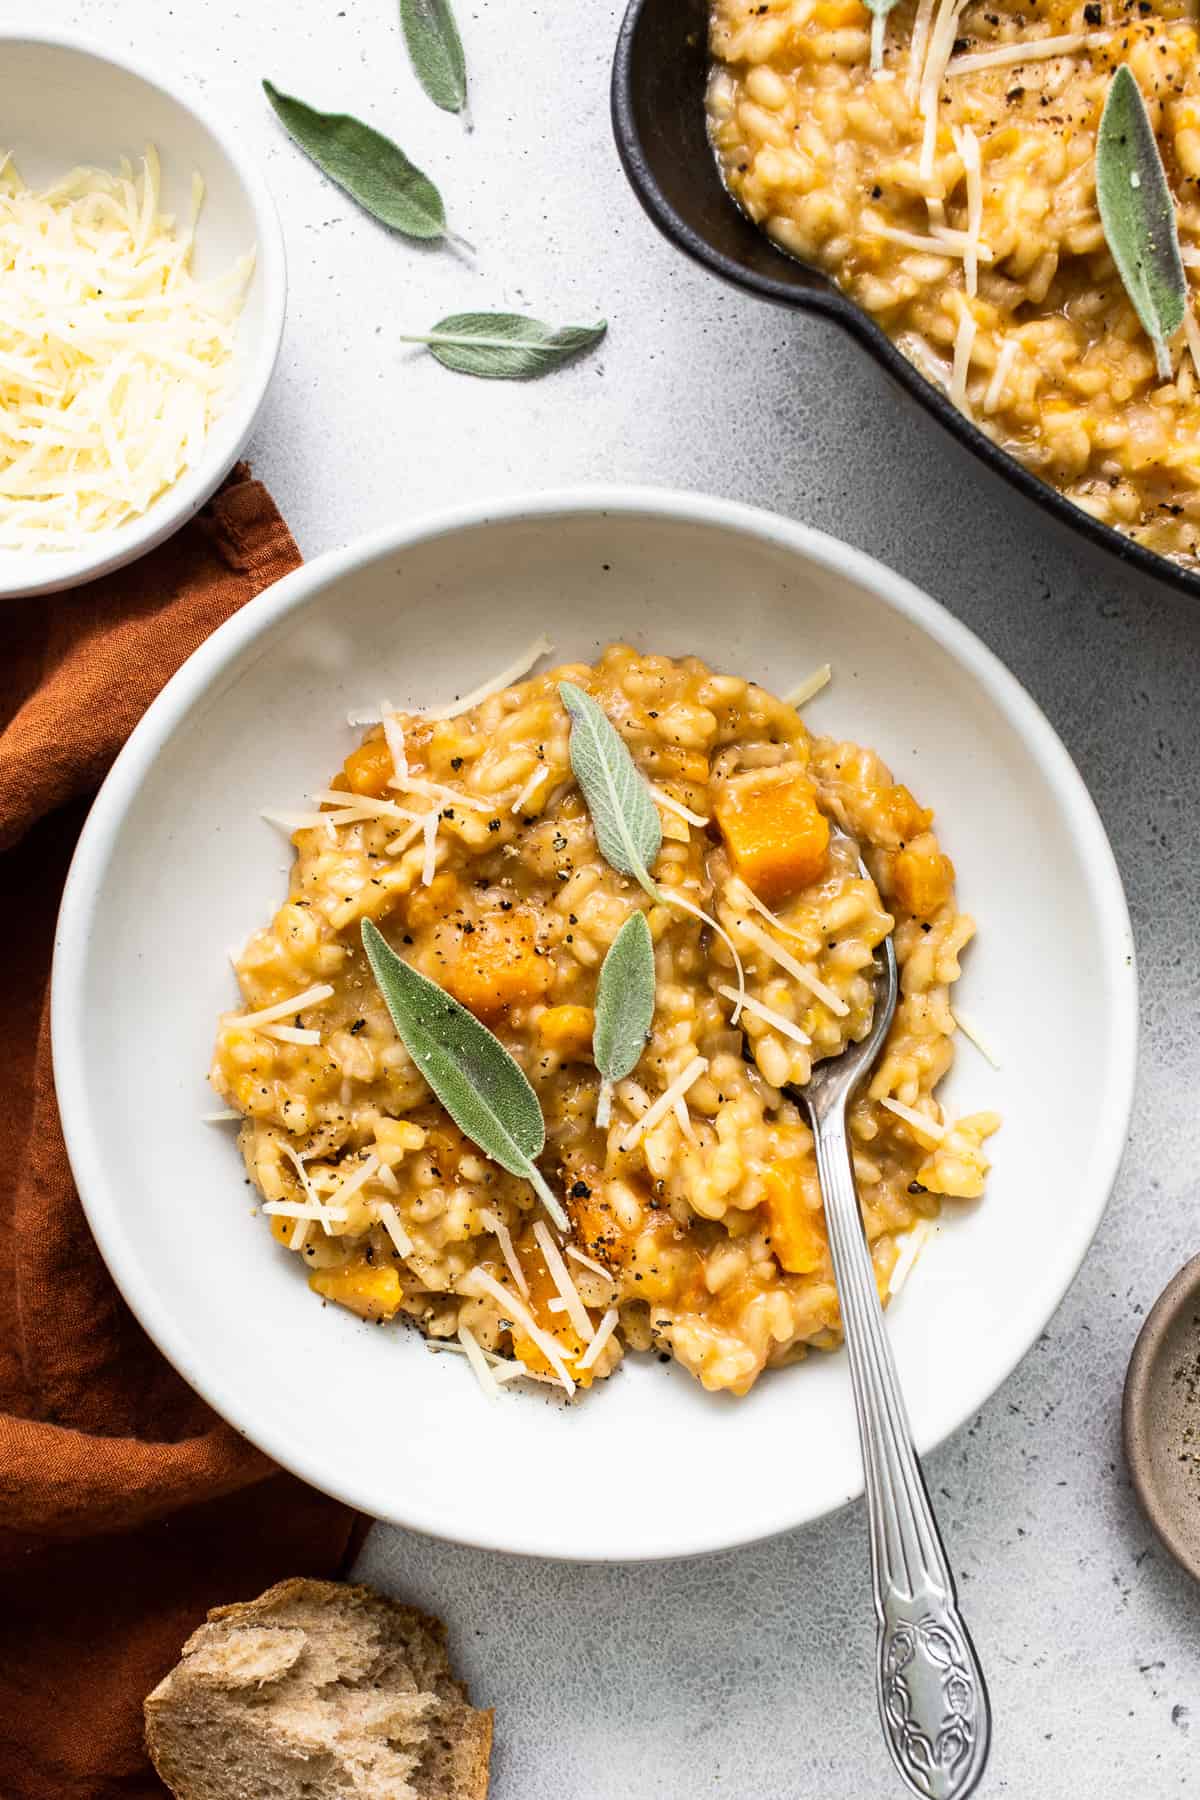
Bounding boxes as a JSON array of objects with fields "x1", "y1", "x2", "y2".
[{"x1": 210, "y1": 644, "x2": 997, "y2": 1398}]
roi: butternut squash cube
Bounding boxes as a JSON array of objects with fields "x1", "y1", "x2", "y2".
[
  {"x1": 342, "y1": 736, "x2": 394, "y2": 798},
  {"x1": 443, "y1": 908, "x2": 552, "y2": 1022},
  {"x1": 537, "y1": 1004, "x2": 595, "y2": 1058},
  {"x1": 310, "y1": 1259, "x2": 404, "y2": 1321},
  {"x1": 714, "y1": 766, "x2": 830, "y2": 903},
  {"x1": 762, "y1": 1163, "x2": 826, "y2": 1275},
  {"x1": 893, "y1": 844, "x2": 955, "y2": 918}
]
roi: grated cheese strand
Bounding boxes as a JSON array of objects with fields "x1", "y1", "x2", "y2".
[
  {"x1": 661, "y1": 888, "x2": 747, "y2": 1022},
  {"x1": 950, "y1": 307, "x2": 977, "y2": 413},
  {"x1": 375, "y1": 1199, "x2": 414, "y2": 1258},
  {"x1": 983, "y1": 340, "x2": 1018, "y2": 415},
  {"x1": 619, "y1": 1055, "x2": 708, "y2": 1153},
  {"x1": 511, "y1": 764, "x2": 550, "y2": 816},
  {"x1": 907, "y1": 0, "x2": 938, "y2": 102},
  {"x1": 576, "y1": 1307, "x2": 620, "y2": 1371},
  {"x1": 479, "y1": 1206, "x2": 530, "y2": 1298},
  {"x1": 782, "y1": 663, "x2": 832, "y2": 708},
  {"x1": 951, "y1": 1005, "x2": 1002, "y2": 1068},
  {"x1": 566, "y1": 1244, "x2": 614, "y2": 1280},
  {"x1": 881, "y1": 1095, "x2": 945, "y2": 1143},
  {"x1": 261, "y1": 1023, "x2": 322, "y2": 1046},
  {"x1": 533, "y1": 1220, "x2": 596, "y2": 1342},
  {"x1": 954, "y1": 124, "x2": 984, "y2": 299},
  {"x1": 888, "y1": 1221, "x2": 933, "y2": 1296},
  {"x1": 919, "y1": 0, "x2": 969, "y2": 183},
  {"x1": 459, "y1": 1267, "x2": 576, "y2": 1396},
  {"x1": 226, "y1": 983, "x2": 334, "y2": 1031},
  {"x1": 380, "y1": 705, "x2": 409, "y2": 783},
  {"x1": 736, "y1": 918, "x2": 851, "y2": 1017},
  {"x1": 650, "y1": 784, "x2": 709, "y2": 828},
  {"x1": 421, "y1": 809, "x2": 440, "y2": 886},
  {"x1": 390, "y1": 776, "x2": 495, "y2": 814},
  {"x1": 263, "y1": 1199, "x2": 350, "y2": 1224},
  {"x1": 310, "y1": 788, "x2": 424, "y2": 825},
  {"x1": 717, "y1": 983, "x2": 812, "y2": 1049},
  {"x1": 457, "y1": 1323, "x2": 501, "y2": 1401},
  {"x1": 350, "y1": 637, "x2": 556, "y2": 729},
  {"x1": 945, "y1": 29, "x2": 1112, "y2": 76}
]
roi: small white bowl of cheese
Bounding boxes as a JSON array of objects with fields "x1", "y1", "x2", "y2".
[{"x1": 0, "y1": 32, "x2": 286, "y2": 599}]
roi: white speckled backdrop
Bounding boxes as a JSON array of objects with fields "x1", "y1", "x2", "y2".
[{"x1": 51, "y1": 0, "x2": 1200, "y2": 1789}]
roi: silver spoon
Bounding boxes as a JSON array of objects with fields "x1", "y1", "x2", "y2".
[{"x1": 771, "y1": 859, "x2": 991, "y2": 1798}]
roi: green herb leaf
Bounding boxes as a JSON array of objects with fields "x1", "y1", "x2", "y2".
[
  {"x1": 559, "y1": 682, "x2": 661, "y2": 900},
  {"x1": 400, "y1": 0, "x2": 467, "y2": 113},
  {"x1": 361, "y1": 920, "x2": 567, "y2": 1227},
  {"x1": 399, "y1": 313, "x2": 607, "y2": 380},
  {"x1": 863, "y1": 0, "x2": 901, "y2": 71},
  {"x1": 594, "y1": 911, "x2": 656, "y2": 1086},
  {"x1": 1096, "y1": 65, "x2": 1187, "y2": 380},
  {"x1": 263, "y1": 80, "x2": 447, "y2": 240}
]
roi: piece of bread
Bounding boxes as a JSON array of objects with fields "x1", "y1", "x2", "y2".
[{"x1": 144, "y1": 1577, "x2": 492, "y2": 1800}]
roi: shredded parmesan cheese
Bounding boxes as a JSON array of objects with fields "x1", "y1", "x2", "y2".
[
  {"x1": 262, "y1": 1199, "x2": 350, "y2": 1223},
  {"x1": 782, "y1": 663, "x2": 832, "y2": 708},
  {"x1": 385, "y1": 817, "x2": 430, "y2": 858},
  {"x1": 888, "y1": 1221, "x2": 933, "y2": 1296},
  {"x1": 1183, "y1": 304, "x2": 1200, "y2": 387},
  {"x1": 380, "y1": 706, "x2": 409, "y2": 783},
  {"x1": 619, "y1": 1056, "x2": 708, "y2": 1152},
  {"x1": 673, "y1": 1096, "x2": 697, "y2": 1141},
  {"x1": 350, "y1": 637, "x2": 555, "y2": 729},
  {"x1": 459, "y1": 1267, "x2": 576, "y2": 1396},
  {"x1": 375, "y1": 1199, "x2": 414, "y2": 1258},
  {"x1": 201, "y1": 1109, "x2": 240, "y2": 1122},
  {"x1": 951, "y1": 1005, "x2": 1002, "y2": 1068},
  {"x1": 726, "y1": 876, "x2": 809, "y2": 948},
  {"x1": 953, "y1": 125, "x2": 984, "y2": 299},
  {"x1": 225, "y1": 984, "x2": 334, "y2": 1031},
  {"x1": 421, "y1": 809, "x2": 440, "y2": 886},
  {"x1": 479, "y1": 1206, "x2": 530, "y2": 1298},
  {"x1": 983, "y1": 339, "x2": 1018, "y2": 414},
  {"x1": 717, "y1": 983, "x2": 811, "y2": 1049},
  {"x1": 532, "y1": 1220, "x2": 596, "y2": 1342},
  {"x1": 457, "y1": 1323, "x2": 501, "y2": 1400},
  {"x1": 650, "y1": 785, "x2": 709, "y2": 828},
  {"x1": 0, "y1": 149, "x2": 252, "y2": 550},
  {"x1": 391, "y1": 777, "x2": 494, "y2": 814},
  {"x1": 919, "y1": 0, "x2": 969, "y2": 182},
  {"x1": 327, "y1": 1153, "x2": 382, "y2": 1210},
  {"x1": 566, "y1": 1244, "x2": 613, "y2": 1280},
  {"x1": 310, "y1": 789, "x2": 424, "y2": 825},
  {"x1": 907, "y1": 0, "x2": 938, "y2": 101},
  {"x1": 576, "y1": 1307, "x2": 620, "y2": 1371},
  {"x1": 881, "y1": 1096, "x2": 945, "y2": 1143},
  {"x1": 735, "y1": 918, "x2": 850, "y2": 1017},
  {"x1": 945, "y1": 29, "x2": 1112, "y2": 76},
  {"x1": 511, "y1": 764, "x2": 550, "y2": 815},
  {"x1": 261, "y1": 1023, "x2": 322, "y2": 1046},
  {"x1": 950, "y1": 307, "x2": 977, "y2": 413}
]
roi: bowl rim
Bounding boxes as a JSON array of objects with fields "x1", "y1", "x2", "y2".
[
  {"x1": 51, "y1": 484, "x2": 1140, "y2": 1560},
  {"x1": 0, "y1": 26, "x2": 287, "y2": 601},
  {"x1": 609, "y1": 0, "x2": 1200, "y2": 605},
  {"x1": 1122, "y1": 1251, "x2": 1200, "y2": 1585}
]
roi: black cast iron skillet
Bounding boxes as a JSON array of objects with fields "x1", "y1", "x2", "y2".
[{"x1": 611, "y1": 0, "x2": 1200, "y2": 601}]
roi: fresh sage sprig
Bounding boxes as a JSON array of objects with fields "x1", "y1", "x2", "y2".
[
  {"x1": 400, "y1": 314, "x2": 608, "y2": 380},
  {"x1": 361, "y1": 920, "x2": 568, "y2": 1228},
  {"x1": 864, "y1": 0, "x2": 902, "y2": 71},
  {"x1": 263, "y1": 81, "x2": 449, "y2": 241},
  {"x1": 593, "y1": 911, "x2": 656, "y2": 1127},
  {"x1": 559, "y1": 682, "x2": 661, "y2": 900},
  {"x1": 1097, "y1": 65, "x2": 1187, "y2": 381},
  {"x1": 401, "y1": 0, "x2": 468, "y2": 114}
]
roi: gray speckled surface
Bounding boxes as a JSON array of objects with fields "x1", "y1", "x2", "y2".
[{"x1": 65, "y1": 0, "x2": 1199, "y2": 1787}]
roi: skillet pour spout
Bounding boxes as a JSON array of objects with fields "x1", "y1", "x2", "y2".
[{"x1": 610, "y1": 0, "x2": 1200, "y2": 602}]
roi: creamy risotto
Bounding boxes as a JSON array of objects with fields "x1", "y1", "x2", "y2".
[
  {"x1": 211, "y1": 646, "x2": 997, "y2": 1397},
  {"x1": 708, "y1": 0, "x2": 1200, "y2": 564}
]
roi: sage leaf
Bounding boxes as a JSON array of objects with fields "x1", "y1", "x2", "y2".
[
  {"x1": 559, "y1": 682, "x2": 661, "y2": 900},
  {"x1": 864, "y1": 0, "x2": 901, "y2": 70},
  {"x1": 1097, "y1": 65, "x2": 1187, "y2": 380},
  {"x1": 594, "y1": 911, "x2": 656, "y2": 1083},
  {"x1": 400, "y1": 313, "x2": 607, "y2": 380},
  {"x1": 263, "y1": 81, "x2": 447, "y2": 240},
  {"x1": 361, "y1": 920, "x2": 567, "y2": 1228},
  {"x1": 401, "y1": 0, "x2": 467, "y2": 113}
]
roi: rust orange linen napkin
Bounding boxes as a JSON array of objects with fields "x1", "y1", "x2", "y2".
[{"x1": 0, "y1": 467, "x2": 365, "y2": 1800}]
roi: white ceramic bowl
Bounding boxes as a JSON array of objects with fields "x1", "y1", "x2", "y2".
[
  {"x1": 0, "y1": 32, "x2": 286, "y2": 599},
  {"x1": 52, "y1": 490, "x2": 1137, "y2": 1561}
]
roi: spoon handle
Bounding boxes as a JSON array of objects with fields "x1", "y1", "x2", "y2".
[{"x1": 810, "y1": 1100, "x2": 991, "y2": 1800}]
